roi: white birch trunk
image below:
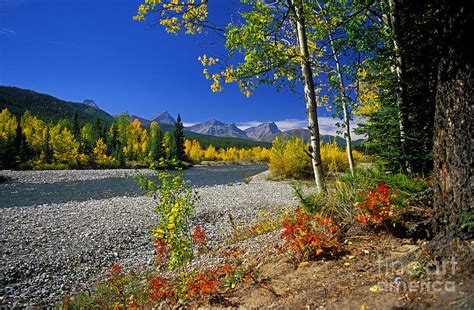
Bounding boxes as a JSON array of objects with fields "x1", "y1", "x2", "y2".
[{"x1": 291, "y1": 0, "x2": 325, "y2": 191}]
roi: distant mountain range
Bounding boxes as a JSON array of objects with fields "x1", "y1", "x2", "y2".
[
  {"x1": 187, "y1": 119, "x2": 248, "y2": 138},
  {"x1": 244, "y1": 122, "x2": 280, "y2": 140},
  {"x1": 119, "y1": 113, "x2": 362, "y2": 146},
  {"x1": 151, "y1": 111, "x2": 176, "y2": 125},
  {"x1": 127, "y1": 114, "x2": 152, "y2": 126},
  {"x1": 1, "y1": 86, "x2": 363, "y2": 148},
  {"x1": 83, "y1": 99, "x2": 99, "y2": 109}
]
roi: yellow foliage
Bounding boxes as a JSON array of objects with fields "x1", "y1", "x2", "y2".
[
  {"x1": 123, "y1": 119, "x2": 147, "y2": 161},
  {"x1": 49, "y1": 124, "x2": 79, "y2": 164},
  {"x1": 354, "y1": 68, "x2": 381, "y2": 116},
  {"x1": 204, "y1": 144, "x2": 217, "y2": 160},
  {"x1": 93, "y1": 138, "x2": 111, "y2": 162},
  {"x1": 184, "y1": 139, "x2": 271, "y2": 163},
  {"x1": 0, "y1": 108, "x2": 17, "y2": 143},
  {"x1": 134, "y1": 0, "x2": 208, "y2": 35},
  {"x1": 269, "y1": 136, "x2": 365, "y2": 179},
  {"x1": 320, "y1": 141, "x2": 348, "y2": 174},
  {"x1": 184, "y1": 139, "x2": 204, "y2": 163},
  {"x1": 20, "y1": 111, "x2": 48, "y2": 155},
  {"x1": 269, "y1": 136, "x2": 311, "y2": 179}
]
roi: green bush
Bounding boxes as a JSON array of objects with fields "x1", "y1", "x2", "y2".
[
  {"x1": 294, "y1": 167, "x2": 431, "y2": 221},
  {"x1": 135, "y1": 171, "x2": 199, "y2": 269}
]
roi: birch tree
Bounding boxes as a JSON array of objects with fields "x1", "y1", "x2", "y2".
[{"x1": 134, "y1": 0, "x2": 329, "y2": 191}]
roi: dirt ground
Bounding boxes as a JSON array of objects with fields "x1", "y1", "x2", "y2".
[{"x1": 188, "y1": 231, "x2": 473, "y2": 309}]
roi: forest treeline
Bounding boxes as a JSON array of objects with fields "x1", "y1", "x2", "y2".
[{"x1": 0, "y1": 108, "x2": 272, "y2": 170}]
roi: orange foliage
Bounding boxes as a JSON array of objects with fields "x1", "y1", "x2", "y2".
[
  {"x1": 280, "y1": 208, "x2": 342, "y2": 261},
  {"x1": 354, "y1": 183, "x2": 392, "y2": 226},
  {"x1": 191, "y1": 224, "x2": 209, "y2": 253}
]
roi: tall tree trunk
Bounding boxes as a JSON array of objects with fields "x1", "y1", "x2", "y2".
[
  {"x1": 386, "y1": 0, "x2": 408, "y2": 171},
  {"x1": 315, "y1": 0, "x2": 355, "y2": 175},
  {"x1": 328, "y1": 33, "x2": 355, "y2": 175},
  {"x1": 291, "y1": 0, "x2": 325, "y2": 192},
  {"x1": 432, "y1": 1, "x2": 473, "y2": 241}
]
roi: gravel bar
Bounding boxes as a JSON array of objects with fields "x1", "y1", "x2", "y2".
[
  {"x1": 0, "y1": 170, "x2": 297, "y2": 307},
  {"x1": 0, "y1": 169, "x2": 157, "y2": 184}
]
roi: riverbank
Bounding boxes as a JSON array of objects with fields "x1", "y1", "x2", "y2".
[{"x1": 0, "y1": 170, "x2": 297, "y2": 307}]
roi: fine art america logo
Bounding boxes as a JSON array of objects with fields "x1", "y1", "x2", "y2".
[{"x1": 374, "y1": 256, "x2": 457, "y2": 293}]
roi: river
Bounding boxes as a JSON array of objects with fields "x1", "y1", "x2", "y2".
[{"x1": 0, "y1": 163, "x2": 267, "y2": 208}]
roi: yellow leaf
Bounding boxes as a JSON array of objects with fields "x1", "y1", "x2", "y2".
[
  {"x1": 369, "y1": 285, "x2": 379, "y2": 293},
  {"x1": 298, "y1": 261, "x2": 309, "y2": 267}
]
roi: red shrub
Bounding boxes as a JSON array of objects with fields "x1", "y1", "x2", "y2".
[
  {"x1": 148, "y1": 276, "x2": 174, "y2": 301},
  {"x1": 153, "y1": 239, "x2": 170, "y2": 263},
  {"x1": 186, "y1": 272, "x2": 220, "y2": 298},
  {"x1": 280, "y1": 208, "x2": 341, "y2": 261},
  {"x1": 110, "y1": 264, "x2": 122, "y2": 274},
  {"x1": 355, "y1": 183, "x2": 392, "y2": 226},
  {"x1": 191, "y1": 224, "x2": 209, "y2": 253}
]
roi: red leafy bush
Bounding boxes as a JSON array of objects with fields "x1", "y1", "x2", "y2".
[
  {"x1": 191, "y1": 224, "x2": 209, "y2": 253},
  {"x1": 355, "y1": 183, "x2": 392, "y2": 226},
  {"x1": 280, "y1": 208, "x2": 341, "y2": 261},
  {"x1": 149, "y1": 276, "x2": 174, "y2": 302}
]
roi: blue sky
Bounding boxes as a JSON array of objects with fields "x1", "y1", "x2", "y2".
[{"x1": 0, "y1": 0, "x2": 359, "y2": 135}]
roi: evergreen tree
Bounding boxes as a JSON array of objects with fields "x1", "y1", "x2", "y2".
[
  {"x1": 167, "y1": 131, "x2": 176, "y2": 161},
  {"x1": 42, "y1": 126, "x2": 52, "y2": 164},
  {"x1": 150, "y1": 122, "x2": 164, "y2": 161},
  {"x1": 355, "y1": 0, "x2": 444, "y2": 174},
  {"x1": 106, "y1": 122, "x2": 119, "y2": 157},
  {"x1": 0, "y1": 138, "x2": 16, "y2": 169},
  {"x1": 173, "y1": 113, "x2": 186, "y2": 162},
  {"x1": 72, "y1": 111, "x2": 80, "y2": 137},
  {"x1": 14, "y1": 123, "x2": 30, "y2": 168}
]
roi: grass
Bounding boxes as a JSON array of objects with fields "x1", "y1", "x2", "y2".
[
  {"x1": 292, "y1": 166, "x2": 432, "y2": 222},
  {"x1": 226, "y1": 210, "x2": 284, "y2": 243}
]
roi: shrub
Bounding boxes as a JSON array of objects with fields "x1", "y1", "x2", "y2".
[
  {"x1": 354, "y1": 183, "x2": 392, "y2": 226},
  {"x1": 68, "y1": 265, "x2": 147, "y2": 309},
  {"x1": 227, "y1": 210, "x2": 282, "y2": 242},
  {"x1": 269, "y1": 136, "x2": 364, "y2": 179},
  {"x1": 293, "y1": 184, "x2": 329, "y2": 214},
  {"x1": 135, "y1": 171, "x2": 199, "y2": 269},
  {"x1": 191, "y1": 224, "x2": 209, "y2": 253},
  {"x1": 293, "y1": 167, "x2": 432, "y2": 222},
  {"x1": 280, "y1": 208, "x2": 342, "y2": 261},
  {"x1": 269, "y1": 136, "x2": 312, "y2": 179}
]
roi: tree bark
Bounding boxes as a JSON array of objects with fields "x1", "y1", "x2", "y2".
[
  {"x1": 291, "y1": 0, "x2": 325, "y2": 192},
  {"x1": 386, "y1": 0, "x2": 408, "y2": 171},
  {"x1": 432, "y1": 1, "x2": 473, "y2": 241},
  {"x1": 328, "y1": 32, "x2": 355, "y2": 175},
  {"x1": 314, "y1": 0, "x2": 355, "y2": 175}
]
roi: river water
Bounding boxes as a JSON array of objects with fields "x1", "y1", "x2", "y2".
[{"x1": 0, "y1": 164, "x2": 267, "y2": 208}]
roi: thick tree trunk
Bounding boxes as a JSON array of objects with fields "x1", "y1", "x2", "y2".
[
  {"x1": 328, "y1": 33, "x2": 355, "y2": 175},
  {"x1": 386, "y1": 0, "x2": 408, "y2": 171},
  {"x1": 291, "y1": 0, "x2": 325, "y2": 192},
  {"x1": 432, "y1": 2, "x2": 473, "y2": 241}
]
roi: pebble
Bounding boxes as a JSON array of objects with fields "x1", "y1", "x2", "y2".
[{"x1": 0, "y1": 169, "x2": 297, "y2": 307}]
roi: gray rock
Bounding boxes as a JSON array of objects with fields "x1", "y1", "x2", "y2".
[{"x1": 0, "y1": 170, "x2": 296, "y2": 307}]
